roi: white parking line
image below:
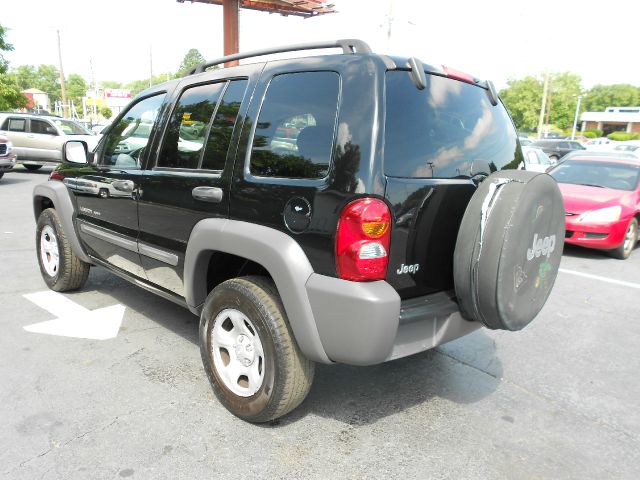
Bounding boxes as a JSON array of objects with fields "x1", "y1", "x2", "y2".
[{"x1": 559, "y1": 268, "x2": 640, "y2": 290}]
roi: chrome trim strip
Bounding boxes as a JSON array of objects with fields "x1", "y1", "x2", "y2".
[
  {"x1": 138, "y1": 242, "x2": 179, "y2": 267},
  {"x1": 79, "y1": 223, "x2": 138, "y2": 252}
]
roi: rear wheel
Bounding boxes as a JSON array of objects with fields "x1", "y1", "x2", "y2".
[
  {"x1": 611, "y1": 218, "x2": 638, "y2": 260},
  {"x1": 199, "y1": 276, "x2": 314, "y2": 423},
  {"x1": 36, "y1": 208, "x2": 90, "y2": 291},
  {"x1": 0, "y1": 172, "x2": 4, "y2": 179},
  {"x1": 24, "y1": 164, "x2": 43, "y2": 171},
  {"x1": 549, "y1": 155, "x2": 559, "y2": 162},
  {"x1": 98, "y1": 188, "x2": 109, "y2": 199}
]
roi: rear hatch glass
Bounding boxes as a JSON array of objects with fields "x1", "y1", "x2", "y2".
[{"x1": 383, "y1": 71, "x2": 520, "y2": 299}]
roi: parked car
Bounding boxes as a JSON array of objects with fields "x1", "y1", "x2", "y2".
[
  {"x1": 611, "y1": 142, "x2": 640, "y2": 158},
  {"x1": 0, "y1": 133, "x2": 17, "y2": 180},
  {"x1": 584, "y1": 138, "x2": 612, "y2": 151},
  {"x1": 519, "y1": 137, "x2": 534, "y2": 146},
  {"x1": 543, "y1": 131, "x2": 564, "y2": 139},
  {"x1": 520, "y1": 146, "x2": 555, "y2": 172},
  {"x1": 530, "y1": 139, "x2": 585, "y2": 162},
  {"x1": 32, "y1": 39, "x2": 565, "y2": 422},
  {"x1": 548, "y1": 154, "x2": 640, "y2": 259},
  {"x1": 0, "y1": 113, "x2": 99, "y2": 170}
]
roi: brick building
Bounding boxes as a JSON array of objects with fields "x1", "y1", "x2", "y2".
[{"x1": 581, "y1": 107, "x2": 640, "y2": 136}]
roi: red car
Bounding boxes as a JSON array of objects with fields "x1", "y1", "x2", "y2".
[{"x1": 548, "y1": 155, "x2": 640, "y2": 259}]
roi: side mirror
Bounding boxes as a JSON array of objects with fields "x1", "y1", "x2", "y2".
[
  {"x1": 63, "y1": 140, "x2": 88, "y2": 164},
  {"x1": 46, "y1": 127, "x2": 58, "y2": 135}
]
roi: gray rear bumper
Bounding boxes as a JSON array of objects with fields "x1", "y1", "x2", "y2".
[{"x1": 306, "y1": 274, "x2": 480, "y2": 365}]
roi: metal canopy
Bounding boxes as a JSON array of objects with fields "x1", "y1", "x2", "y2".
[
  {"x1": 178, "y1": 0, "x2": 336, "y2": 66},
  {"x1": 177, "y1": 0, "x2": 336, "y2": 18}
]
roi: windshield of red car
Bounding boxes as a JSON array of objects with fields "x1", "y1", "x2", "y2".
[{"x1": 550, "y1": 160, "x2": 640, "y2": 191}]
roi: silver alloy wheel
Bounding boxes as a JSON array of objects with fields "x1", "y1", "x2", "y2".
[
  {"x1": 40, "y1": 225, "x2": 60, "y2": 277},
  {"x1": 211, "y1": 308, "x2": 265, "y2": 397},
  {"x1": 623, "y1": 221, "x2": 637, "y2": 255}
]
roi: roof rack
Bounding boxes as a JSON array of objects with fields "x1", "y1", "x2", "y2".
[{"x1": 186, "y1": 38, "x2": 372, "y2": 76}]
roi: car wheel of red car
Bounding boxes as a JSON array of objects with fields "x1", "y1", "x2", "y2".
[{"x1": 611, "y1": 218, "x2": 638, "y2": 260}]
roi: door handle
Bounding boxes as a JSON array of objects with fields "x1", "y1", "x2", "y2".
[
  {"x1": 192, "y1": 186, "x2": 223, "y2": 203},
  {"x1": 112, "y1": 179, "x2": 135, "y2": 193}
]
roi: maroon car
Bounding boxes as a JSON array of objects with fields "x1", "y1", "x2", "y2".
[
  {"x1": 0, "y1": 133, "x2": 17, "y2": 180},
  {"x1": 548, "y1": 154, "x2": 640, "y2": 259}
]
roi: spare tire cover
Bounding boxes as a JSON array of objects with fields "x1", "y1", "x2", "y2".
[{"x1": 453, "y1": 170, "x2": 564, "y2": 331}]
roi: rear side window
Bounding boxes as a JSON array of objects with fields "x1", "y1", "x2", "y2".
[
  {"x1": 31, "y1": 119, "x2": 54, "y2": 134},
  {"x1": 4, "y1": 118, "x2": 26, "y2": 132},
  {"x1": 202, "y1": 79, "x2": 247, "y2": 171},
  {"x1": 384, "y1": 72, "x2": 519, "y2": 178},
  {"x1": 158, "y1": 82, "x2": 225, "y2": 170},
  {"x1": 249, "y1": 71, "x2": 339, "y2": 179}
]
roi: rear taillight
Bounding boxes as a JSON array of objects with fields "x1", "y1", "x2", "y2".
[
  {"x1": 336, "y1": 198, "x2": 391, "y2": 281},
  {"x1": 49, "y1": 170, "x2": 65, "y2": 181},
  {"x1": 442, "y1": 66, "x2": 476, "y2": 84}
]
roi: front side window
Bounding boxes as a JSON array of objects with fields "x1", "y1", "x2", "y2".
[
  {"x1": 157, "y1": 83, "x2": 225, "y2": 170},
  {"x1": 100, "y1": 93, "x2": 166, "y2": 169},
  {"x1": 249, "y1": 71, "x2": 339, "y2": 179},
  {"x1": 31, "y1": 119, "x2": 56, "y2": 135},
  {"x1": 385, "y1": 71, "x2": 519, "y2": 178}
]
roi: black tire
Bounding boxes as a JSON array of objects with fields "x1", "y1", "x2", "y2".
[
  {"x1": 0, "y1": 172, "x2": 4, "y2": 180},
  {"x1": 36, "y1": 208, "x2": 90, "y2": 291},
  {"x1": 549, "y1": 155, "x2": 559, "y2": 162},
  {"x1": 611, "y1": 218, "x2": 638, "y2": 260},
  {"x1": 454, "y1": 170, "x2": 565, "y2": 331},
  {"x1": 199, "y1": 276, "x2": 314, "y2": 423},
  {"x1": 98, "y1": 188, "x2": 109, "y2": 199},
  {"x1": 24, "y1": 164, "x2": 43, "y2": 171}
]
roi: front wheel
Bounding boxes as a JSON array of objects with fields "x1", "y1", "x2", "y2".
[
  {"x1": 36, "y1": 208, "x2": 90, "y2": 291},
  {"x1": 549, "y1": 155, "x2": 559, "y2": 162},
  {"x1": 611, "y1": 218, "x2": 638, "y2": 260},
  {"x1": 199, "y1": 276, "x2": 314, "y2": 423}
]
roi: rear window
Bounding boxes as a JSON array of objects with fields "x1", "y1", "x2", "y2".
[{"x1": 384, "y1": 71, "x2": 519, "y2": 178}]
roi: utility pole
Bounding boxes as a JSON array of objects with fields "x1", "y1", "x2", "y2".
[
  {"x1": 571, "y1": 95, "x2": 583, "y2": 140},
  {"x1": 536, "y1": 71, "x2": 550, "y2": 139},
  {"x1": 89, "y1": 58, "x2": 98, "y2": 119},
  {"x1": 545, "y1": 83, "x2": 552, "y2": 132},
  {"x1": 57, "y1": 30, "x2": 69, "y2": 118}
]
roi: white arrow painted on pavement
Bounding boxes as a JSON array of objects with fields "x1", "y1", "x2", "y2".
[{"x1": 23, "y1": 291, "x2": 125, "y2": 340}]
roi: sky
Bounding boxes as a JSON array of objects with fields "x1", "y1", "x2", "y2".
[{"x1": 2, "y1": 0, "x2": 639, "y2": 90}]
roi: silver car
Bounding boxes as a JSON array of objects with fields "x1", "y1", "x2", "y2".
[{"x1": 0, "y1": 113, "x2": 99, "y2": 171}]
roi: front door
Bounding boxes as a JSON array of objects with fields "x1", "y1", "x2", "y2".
[
  {"x1": 28, "y1": 118, "x2": 60, "y2": 160},
  {"x1": 137, "y1": 74, "x2": 253, "y2": 296},
  {"x1": 73, "y1": 93, "x2": 167, "y2": 279}
]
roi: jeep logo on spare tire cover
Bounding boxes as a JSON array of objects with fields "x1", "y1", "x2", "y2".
[{"x1": 453, "y1": 170, "x2": 565, "y2": 331}]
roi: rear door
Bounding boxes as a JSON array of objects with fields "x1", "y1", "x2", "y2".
[
  {"x1": 383, "y1": 70, "x2": 521, "y2": 299},
  {"x1": 73, "y1": 92, "x2": 167, "y2": 279},
  {"x1": 0, "y1": 117, "x2": 29, "y2": 159},
  {"x1": 137, "y1": 68, "x2": 256, "y2": 296}
]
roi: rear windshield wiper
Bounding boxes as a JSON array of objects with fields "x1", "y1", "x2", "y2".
[{"x1": 578, "y1": 183, "x2": 605, "y2": 188}]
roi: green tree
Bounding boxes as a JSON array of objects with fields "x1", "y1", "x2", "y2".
[
  {"x1": 0, "y1": 23, "x2": 27, "y2": 110},
  {"x1": 177, "y1": 48, "x2": 206, "y2": 76},
  {"x1": 546, "y1": 72, "x2": 583, "y2": 130},
  {"x1": 583, "y1": 84, "x2": 640, "y2": 113},
  {"x1": 35, "y1": 64, "x2": 61, "y2": 104},
  {"x1": 500, "y1": 72, "x2": 584, "y2": 131},
  {"x1": 101, "y1": 80, "x2": 123, "y2": 89},
  {"x1": 66, "y1": 73, "x2": 87, "y2": 105},
  {"x1": 11, "y1": 64, "x2": 37, "y2": 89},
  {"x1": 500, "y1": 76, "x2": 542, "y2": 131},
  {"x1": 100, "y1": 106, "x2": 112, "y2": 119}
]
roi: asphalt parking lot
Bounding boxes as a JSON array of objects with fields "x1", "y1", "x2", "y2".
[{"x1": 1, "y1": 166, "x2": 639, "y2": 480}]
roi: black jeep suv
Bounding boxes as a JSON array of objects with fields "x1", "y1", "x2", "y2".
[{"x1": 33, "y1": 39, "x2": 564, "y2": 422}]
